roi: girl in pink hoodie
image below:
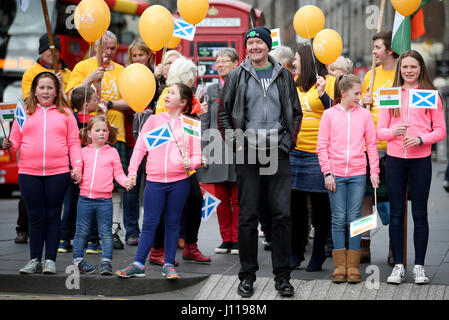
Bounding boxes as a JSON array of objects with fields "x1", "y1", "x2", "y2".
[
  {"x1": 2, "y1": 71, "x2": 82, "y2": 275},
  {"x1": 317, "y1": 74, "x2": 380, "y2": 283},
  {"x1": 71, "y1": 116, "x2": 131, "y2": 276},
  {"x1": 377, "y1": 50, "x2": 446, "y2": 285},
  {"x1": 116, "y1": 83, "x2": 202, "y2": 280}
]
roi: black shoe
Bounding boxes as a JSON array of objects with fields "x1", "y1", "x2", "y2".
[
  {"x1": 275, "y1": 278, "x2": 294, "y2": 297},
  {"x1": 306, "y1": 251, "x2": 326, "y2": 272},
  {"x1": 15, "y1": 232, "x2": 28, "y2": 244},
  {"x1": 237, "y1": 279, "x2": 254, "y2": 298}
]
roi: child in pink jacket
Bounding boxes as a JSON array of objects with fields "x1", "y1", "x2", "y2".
[
  {"x1": 377, "y1": 50, "x2": 446, "y2": 286},
  {"x1": 70, "y1": 115, "x2": 132, "y2": 276},
  {"x1": 2, "y1": 71, "x2": 82, "y2": 275},
  {"x1": 116, "y1": 83, "x2": 202, "y2": 280},
  {"x1": 317, "y1": 74, "x2": 379, "y2": 284}
]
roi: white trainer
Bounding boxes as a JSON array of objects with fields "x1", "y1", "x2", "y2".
[
  {"x1": 413, "y1": 265, "x2": 429, "y2": 284},
  {"x1": 387, "y1": 265, "x2": 405, "y2": 284}
]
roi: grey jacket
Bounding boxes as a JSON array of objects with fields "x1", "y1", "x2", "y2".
[{"x1": 218, "y1": 55, "x2": 302, "y2": 153}]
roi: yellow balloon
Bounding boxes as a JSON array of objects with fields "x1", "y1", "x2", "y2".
[
  {"x1": 139, "y1": 5, "x2": 174, "y2": 52},
  {"x1": 391, "y1": 0, "x2": 421, "y2": 17},
  {"x1": 178, "y1": 0, "x2": 209, "y2": 25},
  {"x1": 166, "y1": 36, "x2": 182, "y2": 49},
  {"x1": 74, "y1": 0, "x2": 111, "y2": 43},
  {"x1": 313, "y1": 29, "x2": 343, "y2": 65},
  {"x1": 293, "y1": 5, "x2": 325, "y2": 39},
  {"x1": 118, "y1": 63, "x2": 156, "y2": 113}
]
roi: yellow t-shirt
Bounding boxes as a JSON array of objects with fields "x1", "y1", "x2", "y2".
[
  {"x1": 362, "y1": 66, "x2": 396, "y2": 150},
  {"x1": 155, "y1": 87, "x2": 169, "y2": 115},
  {"x1": 66, "y1": 57, "x2": 126, "y2": 143},
  {"x1": 295, "y1": 75, "x2": 336, "y2": 153},
  {"x1": 22, "y1": 62, "x2": 71, "y2": 98}
]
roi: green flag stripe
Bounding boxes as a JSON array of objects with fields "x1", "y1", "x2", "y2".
[
  {"x1": 184, "y1": 128, "x2": 200, "y2": 137},
  {"x1": 1, "y1": 114, "x2": 14, "y2": 120},
  {"x1": 392, "y1": 16, "x2": 411, "y2": 55},
  {"x1": 380, "y1": 100, "x2": 400, "y2": 106}
]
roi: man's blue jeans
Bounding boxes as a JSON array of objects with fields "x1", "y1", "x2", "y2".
[
  {"x1": 73, "y1": 196, "x2": 114, "y2": 260},
  {"x1": 328, "y1": 175, "x2": 366, "y2": 250}
]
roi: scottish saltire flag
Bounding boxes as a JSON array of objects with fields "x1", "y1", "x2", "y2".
[
  {"x1": 181, "y1": 115, "x2": 201, "y2": 139},
  {"x1": 377, "y1": 87, "x2": 402, "y2": 109},
  {"x1": 0, "y1": 103, "x2": 16, "y2": 122},
  {"x1": 142, "y1": 123, "x2": 172, "y2": 151},
  {"x1": 201, "y1": 190, "x2": 221, "y2": 222},
  {"x1": 173, "y1": 18, "x2": 196, "y2": 41},
  {"x1": 15, "y1": 100, "x2": 27, "y2": 132},
  {"x1": 409, "y1": 89, "x2": 438, "y2": 109}
]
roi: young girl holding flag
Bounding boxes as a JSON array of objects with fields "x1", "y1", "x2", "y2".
[
  {"x1": 116, "y1": 83, "x2": 202, "y2": 280},
  {"x1": 377, "y1": 50, "x2": 446, "y2": 285},
  {"x1": 2, "y1": 71, "x2": 82, "y2": 274},
  {"x1": 316, "y1": 74, "x2": 380, "y2": 283}
]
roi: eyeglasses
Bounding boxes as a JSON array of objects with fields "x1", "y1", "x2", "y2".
[{"x1": 215, "y1": 59, "x2": 232, "y2": 65}]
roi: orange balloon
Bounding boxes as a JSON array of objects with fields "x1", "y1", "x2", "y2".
[
  {"x1": 293, "y1": 5, "x2": 325, "y2": 39},
  {"x1": 178, "y1": 0, "x2": 209, "y2": 25},
  {"x1": 313, "y1": 29, "x2": 343, "y2": 65},
  {"x1": 391, "y1": 0, "x2": 421, "y2": 17},
  {"x1": 139, "y1": 5, "x2": 174, "y2": 52},
  {"x1": 166, "y1": 36, "x2": 182, "y2": 49},
  {"x1": 74, "y1": 0, "x2": 111, "y2": 43},
  {"x1": 118, "y1": 63, "x2": 156, "y2": 113}
]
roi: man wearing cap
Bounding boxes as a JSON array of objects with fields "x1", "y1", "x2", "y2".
[
  {"x1": 22, "y1": 33, "x2": 71, "y2": 98},
  {"x1": 218, "y1": 26, "x2": 302, "y2": 298}
]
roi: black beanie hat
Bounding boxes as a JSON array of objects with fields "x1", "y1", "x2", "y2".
[
  {"x1": 244, "y1": 26, "x2": 272, "y2": 50},
  {"x1": 38, "y1": 33, "x2": 61, "y2": 54}
]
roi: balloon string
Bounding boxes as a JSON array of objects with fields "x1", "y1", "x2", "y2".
[{"x1": 82, "y1": 43, "x2": 93, "y2": 133}]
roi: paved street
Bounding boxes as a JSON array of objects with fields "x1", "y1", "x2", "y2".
[{"x1": 0, "y1": 161, "x2": 448, "y2": 300}]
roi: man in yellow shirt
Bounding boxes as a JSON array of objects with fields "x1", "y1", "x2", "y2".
[
  {"x1": 22, "y1": 33, "x2": 71, "y2": 98},
  {"x1": 361, "y1": 30, "x2": 399, "y2": 265}
]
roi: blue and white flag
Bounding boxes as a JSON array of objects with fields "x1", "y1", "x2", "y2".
[
  {"x1": 409, "y1": 89, "x2": 438, "y2": 109},
  {"x1": 201, "y1": 190, "x2": 221, "y2": 222},
  {"x1": 142, "y1": 123, "x2": 172, "y2": 151},
  {"x1": 19, "y1": 0, "x2": 30, "y2": 12},
  {"x1": 173, "y1": 17, "x2": 196, "y2": 41},
  {"x1": 15, "y1": 100, "x2": 27, "y2": 132}
]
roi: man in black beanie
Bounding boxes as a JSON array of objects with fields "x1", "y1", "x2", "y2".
[
  {"x1": 218, "y1": 26, "x2": 302, "y2": 298},
  {"x1": 21, "y1": 33, "x2": 71, "y2": 98}
]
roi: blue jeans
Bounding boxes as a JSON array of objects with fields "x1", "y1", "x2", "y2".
[
  {"x1": 134, "y1": 178, "x2": 190, "y2": 266},
  {"x1": 73, "y1": 196, "x2": 114, "y2": 260},
  {"x1": 386, "y1": 155, "x2": 431, "y2": 265},
  {"x1": 328, "y1": 175, "x2": 366, "y2": 250}
]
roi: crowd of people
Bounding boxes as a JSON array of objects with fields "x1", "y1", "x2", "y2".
[{"x1": 1, "y1": 25, "x2": 446, "y2": 298}]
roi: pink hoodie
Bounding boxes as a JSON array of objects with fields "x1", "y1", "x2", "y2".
[
  {"x1": 317, "y1": 104, "x2": 379, "y2": 178},
  {"x1": 128, "y1": 112, "x2": 202, "y2": 183},
  {"x1": 9, "y1": 104, "x2": 82, "y2": 176},
  {"x1": 79, "y1": 144, "x2": 128, "y2": 199},
  {"x1": 377, "y1": 86, "x2": 446, "y2": 159}
]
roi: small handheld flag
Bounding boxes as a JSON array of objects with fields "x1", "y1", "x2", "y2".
[
  {"x1": 0, "y1": 103, "x2": 16, "y2": 122},
  {"x1": 270, "y1": 28, "x2": 281, "y2": 50},
  {"x1": 409, "y1": 89, "x2": 438, "y2": 109},
  {"x1": 142, "y1": 123, "x2": 173, "y2": 151},
  {"x1": 181, "y1": 115, "x2": 201, "y2": 139},
  {"x1": 15, "y1": 100, "x2": 27, "y2": 132},
  {"x1": 377, "y1": 87, "x2": 402, "y2": 109},
  {"x1": 201, "y1": 190, "x2": 221, "y2": 222},
  {"x1": 173, "y1": 17, "x2": 196, "y2": 41}
]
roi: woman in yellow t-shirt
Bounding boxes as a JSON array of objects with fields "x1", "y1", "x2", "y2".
[{"x1": 290, "y1": 44, "x2": 335, "y2": 272}]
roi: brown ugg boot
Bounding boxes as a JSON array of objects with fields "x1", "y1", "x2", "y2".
[
  {"x1": 332, "y1": 249, "x2": 347, "y2": 283},
  {"x1": 347, "y1": 250, "x2": 362, "y2": 283},
  {"x1": 360, "y1": 239, "x2": 371, "y2": 263}
]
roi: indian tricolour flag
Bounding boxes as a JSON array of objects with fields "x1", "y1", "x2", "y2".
[
  {"x1": 0, "y1": 103, "x2": 16, "y2": 121},
  {"x1": 377, "y1": 87, "x2": 402, "y2": 109},
  {"x1": 392, "y1": 0, "x2": 428, "y2": 55},
  {"x1": 181, "y1": 115, "x2": 201, "y2": 139}
]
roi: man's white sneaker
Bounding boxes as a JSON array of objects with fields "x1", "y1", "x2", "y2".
[
  {"x1": 413, "y1": 265, "x2": 429, "y2": 284},
  {"x1": 387, "y1": 265, "x2": 405, "y2": 284}
]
